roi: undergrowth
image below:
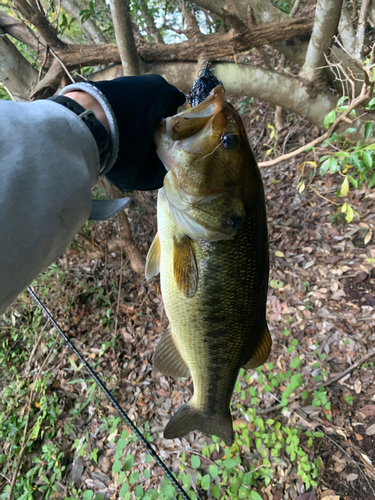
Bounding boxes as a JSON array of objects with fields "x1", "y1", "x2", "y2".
[{"x1": 0, "y1": 262, "x2": 329, "y2": 500}]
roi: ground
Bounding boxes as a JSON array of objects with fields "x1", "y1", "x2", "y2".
[{"x1": 1, "y1": 94, "x2": 375, "y2": 500}]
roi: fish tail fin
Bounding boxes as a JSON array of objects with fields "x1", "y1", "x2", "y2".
[{"x1": 164, "y1": 402, "x2": 234, "y2": 446}]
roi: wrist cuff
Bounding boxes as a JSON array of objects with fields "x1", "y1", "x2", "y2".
[{"x1": 60, "y1": 82, "x2": 119, "y2": 175}]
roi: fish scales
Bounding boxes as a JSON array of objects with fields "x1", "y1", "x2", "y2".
[
  {"x1": 146, "y1": 74, "x2": 270, "y2": 445},
  {"x1": 159, "y1": 191, "x2": 268, "y2": 406}
]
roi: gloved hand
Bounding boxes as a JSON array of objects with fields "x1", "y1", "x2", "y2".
[{"x1": 61, "y1": 74, "x2": 185, "y2": 191}]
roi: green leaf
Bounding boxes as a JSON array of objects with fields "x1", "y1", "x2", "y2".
[
  {"x1": 119, "y1": 482, "x2": 129, "y2": 498},
  {"x1": 83, "y1": 491, "x2": 94, "y2": 500},
  {"x1": 239, "y1": 485, "x2": 248, "y2": 498},
  {"x1": 365, "y1": 122, "x2": 374, "y2": 140},
  {"x1": 211, "y1": 485, "x2": 221, "y2": 499},
  {"x1": 250, "y1": 491, "x2": 263, "y2": 500},
  {"x1": 129, "y1": 471, "x2": 140, "y2": 484},
  {"x1": 143, "y1": 468, "x2": 150, "y2": 478},
  {"x1": 117, "y1": 471, "x2": 126, "y2": 485},
  {"x1": 123, "y1": 455, "x2": 134, "y2": 471},
  {"x1": 337, "y1": 95, "x2": 348, "y2": 107},
  {"x1": 224, "y1": 457, "x2": 237, "y2": 470},
  {"x1": 340, "y1": 177, "x2": 349, "y2": 197},
  {"x1": 160, "y1": 484, "x2": 175, "y2": 496},
  {"x1": 209, "y1": 464, "x2": 218, "y2": 480},
  {"x1": 134, "y1": 485, "x2": 143, "y2": 497},
  {"x1": 363, "y1": 150, "x2": 373, "y2": 168},
  {"x1": 329, "y1": 157, "x2": 339, "y2": 173},
  {"x1": 191, "y1": 455, "x2": 201, "y2": 469},
  {"x1": 323, "y1": 109, "x2": 336, "y2": 129},
  {"x1": 112, "y1": 460, "x2": 122, "y2": 475},
  {"x1": 290, "y1": 357, "x2": 301, "y2": 369},
  {"x1": 201, "y1": 474, "x2": 210, "y2": 490},
  {"x1": 182, "y1": 474, "x2": 191, "y2": 489},
  {"x1": 320, "y1": 158, "x2": 330, "y2": 175},
  {"x1": 117, "y1": 437, "x2": 127, "y2": 451},
  {"x1": 366, "y1": 97, "x2": 375, "y2": 110}
]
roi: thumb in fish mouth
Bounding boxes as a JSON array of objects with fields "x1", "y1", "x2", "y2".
[{"x1": 163, "y1": 401, "x2": 234, "y2": 446}]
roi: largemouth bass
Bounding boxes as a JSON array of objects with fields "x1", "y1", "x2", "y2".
[{"x1": 146, "y1": 71, "x2": 270, "y2": 446}]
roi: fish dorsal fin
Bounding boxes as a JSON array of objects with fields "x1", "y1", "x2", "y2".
[
  {"x1": 153, "y1": 326, "x2": 191, "y2": 379},
  {"x1": 145, "y1": 232, "x2": 161, "y2": 280},
  {"x1": 173, "y1": 234, "x2": 198, "y2": 298},
  {"x1": 244, "y1": 325, "x2": 272, "y2": 370}
]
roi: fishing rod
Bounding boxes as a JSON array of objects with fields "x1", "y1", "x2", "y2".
[{"x1": 27, "y1": 286, "x2": 190, "y2": 500}]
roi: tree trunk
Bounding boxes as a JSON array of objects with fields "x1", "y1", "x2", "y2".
[
  {"x1": 300, "y1": 0, "x2": 344, "y2": 82},
  {"x1": 0, "y1": 32, "x2": 38, "y2": 101},
  {"x1": 109, "y1": 0, "x2": 143, "y2": 75}
]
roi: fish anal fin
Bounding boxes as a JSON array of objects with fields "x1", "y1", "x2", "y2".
[
  {"x1": 164, "y1": 402, "x2": 234, "y2": 446},
  {"x1": 145, "y1": 232, "x2": 161, "y2": 280},
  {"x1": 153, "y1": 326, "x2": 190, "y2": 379},
  {"x1": 173, "y1": 234, "x2": 198, "y2": 298},
  {"x1": 244, "y1": 325, "x2": 272, "y2": 370}
]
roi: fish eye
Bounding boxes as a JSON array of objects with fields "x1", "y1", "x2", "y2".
[{"x1": 221, "y1": 133, "x2": 238, "y2": 149}]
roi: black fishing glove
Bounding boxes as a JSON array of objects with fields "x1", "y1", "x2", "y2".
[
  {"x1": 60, "y1": 75, "x2": 185, "y2": 191},
  {"x1": 92, "y1": 75, "x2": 185, "y2": 191}
]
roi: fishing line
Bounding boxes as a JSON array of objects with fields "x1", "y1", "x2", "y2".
[{"x1": 27, "y1": 286, "x2": 190, "y2": 500}]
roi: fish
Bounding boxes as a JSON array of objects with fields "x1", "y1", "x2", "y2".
[{"x1": 145, "y1": 68, "x2": 270, "y2": 446}]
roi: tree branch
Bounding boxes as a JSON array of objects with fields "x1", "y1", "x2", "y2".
[
  {"x1": 109, "y1": 0, "x2": 143, "y2": 75},
  {"x1": 54, "y1": 0, "x2": 107, "y2": 43},
  {"x1": 48, "y1": 16, "x2": 313, "y2": 68},
  {"x1": 0, "y1": 31, "x2": 38, "y2": 101},
  {"x1": 300, "y1": 0, "x2": 344, "y2": 82},
  {"x1": 354, "y1": 0, "x2": 371, "y2": 58},
  {"x1": 139, "y1": 0, "x2": 164, "y2": 44},
  {"x1": 0, "y1": 11, "x2": 41, "y2": 50},
  {"x1": 338, "y1": 0, "x2": 356, "y2": 55},
  {"x1": 14, "y1": 0, "x2": 65, "y2": 48}
]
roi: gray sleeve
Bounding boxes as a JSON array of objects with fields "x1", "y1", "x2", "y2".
[{"x1": 0, "y1": 100, "x2": 100, "y2": 314}]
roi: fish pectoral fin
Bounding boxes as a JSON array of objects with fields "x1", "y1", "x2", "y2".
[
  {"x1": 164, "y1": 402, "x2": 234, "y2": 446},
  {"x1": 153, "y1": 326, "x2": 191, "y2": 379},
  {"x1": 173, "y1": 234, "x2": 198, "y2": 298},
  {"x1": 145, "y1": 232, "x2": 161, "y2": 280},
  {"x1": 244, "y1": 324, "x2": 272, "y2": 370}
]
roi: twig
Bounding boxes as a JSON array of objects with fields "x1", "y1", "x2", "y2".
[
  {"x1": 258, "y1": 82, "x2": 371, "y2": 168},
  {"x1": 49, "y1": 47, "x2": 74, "y2": 83},
  {"x1": 316, "y1": 347, "x2": 375, "y2": 388}
]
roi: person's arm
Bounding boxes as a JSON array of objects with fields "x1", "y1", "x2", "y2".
[
  {"x1": 0, "y1": 98, "x2": 100, "y2": 314},
  {"x1": 0, "y1": 75, "x2": 185, "y2": 315}
]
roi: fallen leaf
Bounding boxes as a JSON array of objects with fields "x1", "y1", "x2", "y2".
[
  {"x1": 331, "y1": 289, "x2": 346, "y2": 300},
  {"x1": 275, "y1": 250, "x2": 285, "y2": 257},
  {"x1": 346, "y1": 473, "x2": 359, "y2": 481},
  {"x1": 321, "y1": 491, "x2": 340, "y2": 500},
  {"x1": 354, "y1": 380, "x2": 362, "y2": 394},
  {"x1": 364, "y1": 230, "x2": 373, "y2": 245},
  {"x1": 353, "y1": 271, "x2": 369, "y2": 284},
  {"x1": 360, "y1": 404, "x2": 375, "y2": 417},
  {"x1": 296, "y1": 490, "x2": 316, "y2": 500},
  {"x1": 354, "y1": 432, "x2": 363, "y2": 441},
  {"x1": 365, "y1": 423, "x2": 375, "y2": 436},
  {"x1": 364, "y1": 293, "x2": 375, "y2": 306}
]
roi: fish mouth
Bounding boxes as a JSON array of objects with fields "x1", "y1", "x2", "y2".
[{"x1": 156, "y1": 84, "x2": 244, "y2": 242}]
